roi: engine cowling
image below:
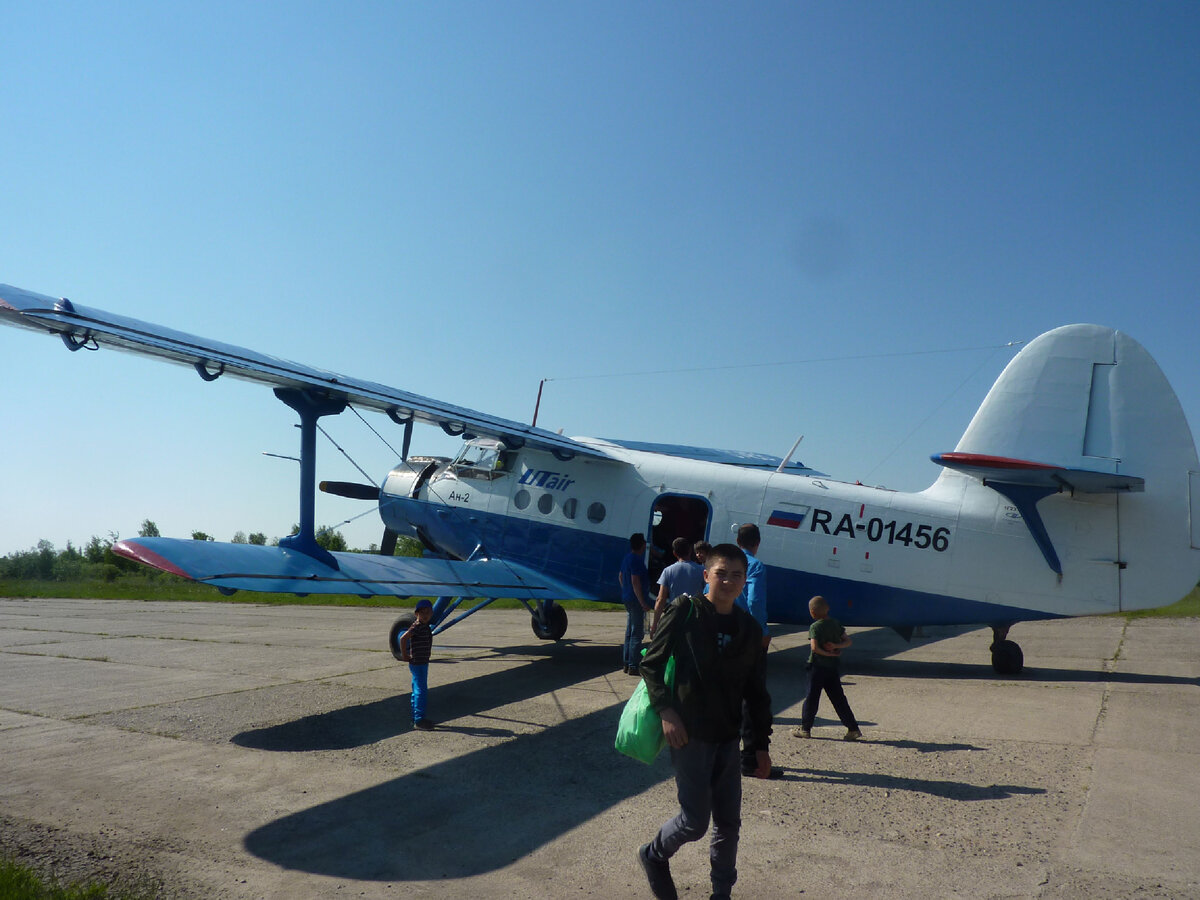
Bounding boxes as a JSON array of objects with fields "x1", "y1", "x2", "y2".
[{"x1": 382, "y1": 456, "x2": 450, "y2": 500}]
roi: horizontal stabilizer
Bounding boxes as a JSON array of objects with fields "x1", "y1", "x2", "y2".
[
  {"x1": 931, "y1": 452, "x2": 1145, "y2": 493},
  {"x1": 931, "y1": 452, "x2": 1145, "y2": 575},
  {"x1": 113, "y1": 538, "x2": 590, "y2": 601}
]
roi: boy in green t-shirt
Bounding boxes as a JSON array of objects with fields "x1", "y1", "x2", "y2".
[{"x1": 793, "y1": 595, "x2": 863, "y2": 741}]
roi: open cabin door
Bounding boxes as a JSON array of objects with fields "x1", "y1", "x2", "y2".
[{"x1": 647, "y1": 494, "x2": 712, "y2": 585}]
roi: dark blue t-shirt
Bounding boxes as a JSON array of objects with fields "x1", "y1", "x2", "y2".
[{"x1": 619, "y1": 551, "x2": 648, "y2": 604}]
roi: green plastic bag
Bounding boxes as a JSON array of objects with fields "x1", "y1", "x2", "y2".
[{"x1": 614, "y1": 654, "x2": 677, "y2": 764}]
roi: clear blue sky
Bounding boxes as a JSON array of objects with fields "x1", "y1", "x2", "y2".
[{"x1": 2, "y1": 2, "x2": 1197, "y2": 555}]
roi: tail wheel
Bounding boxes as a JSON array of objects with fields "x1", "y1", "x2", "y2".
[
  {"x1": 389, "y1": 613, "x2": 415, "y2": 661},
  {"x1": 531, "y1": 603, "x2": 568, "y2": 641}
]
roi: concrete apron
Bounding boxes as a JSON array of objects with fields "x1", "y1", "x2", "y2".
[{"x1": 0, "y1": 598, "x2": 1197, "y2": 898}]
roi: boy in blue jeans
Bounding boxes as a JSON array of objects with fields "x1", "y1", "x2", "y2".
[
  {"x1": 637, "y1": 543, "x2": 773, "y2": 900},
  {"x1": 400, "y1": 599, "x2": 435, "y2": 731}
]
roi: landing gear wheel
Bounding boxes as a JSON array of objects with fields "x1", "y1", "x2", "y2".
[
  {"x1": 389, "y1": 613, "x2": 415, "y2": 661},
  {"x1": 990, "y1": 639, "x2": 1024, "y2": 675},
  {"x1": 531, "y1": 603, "x2": 568, "y2": 641}
]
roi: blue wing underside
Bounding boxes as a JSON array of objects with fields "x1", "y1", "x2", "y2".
[{"x1": 115, "y1": 538, "x2": 593, "y2": 601}]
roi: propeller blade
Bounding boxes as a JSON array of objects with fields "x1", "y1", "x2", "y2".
[
  {"x1": 380, "y1": 528, "x2": 398, "y2": 556},
  {"x1": 319, "y1": 480, "x2": 381, "y2": 501}
]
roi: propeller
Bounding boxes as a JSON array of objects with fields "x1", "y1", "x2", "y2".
[{"x1": 318, "y1": 480, "x2": 398, "y2": 555}]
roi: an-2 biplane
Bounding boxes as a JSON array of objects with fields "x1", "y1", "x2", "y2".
[{"x1": 3, "y1": 282, "x2": 1198, "y2": 674}]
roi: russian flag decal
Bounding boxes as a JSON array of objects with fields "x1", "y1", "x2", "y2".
[{"x1": 767, "y1": 509, "x2": 806, "y2": 529}]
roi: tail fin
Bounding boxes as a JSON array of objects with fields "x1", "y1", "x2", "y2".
[{"x1": 939, "y1": 324, "x2": 1199, "y2": 610}]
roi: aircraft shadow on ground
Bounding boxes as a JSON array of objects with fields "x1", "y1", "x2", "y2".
[
  {"x1": 231, "y1": 642, "x2": 620, "y2": 752},
  {"x1": 791, "y1": 767, "x2": 1045, "y2": 801},
  {"x1": 242, "y1": 677, "x2": 671, "y2": 880},
  {"x1": 241, "y1": 641, "x2": 1029, "y2": 881}
]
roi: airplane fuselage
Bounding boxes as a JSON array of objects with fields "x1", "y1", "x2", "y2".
[{"x1": 379, "y1": 435, "x2": 1175, "y2": 630}]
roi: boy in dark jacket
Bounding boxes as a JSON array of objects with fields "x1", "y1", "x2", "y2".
[{"x1": 637, "y1": 543, "x2": 773, "y2": 900}]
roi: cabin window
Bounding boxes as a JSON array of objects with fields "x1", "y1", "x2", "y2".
[
  {"x1": 514, "y1": 489, "x2": 531, "y2": 510},
  {"x1": 562, "y1": 498, "x2": 578, "y2": 519},
  {"x1": 538, "y1": 493, "x2": 555, "y2": 515},
  {"x1": 587, "y1": 501, "x2": 606, "y2": 524}
]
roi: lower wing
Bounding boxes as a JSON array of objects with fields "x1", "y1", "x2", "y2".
[{"x1": 114, "y1": 538, "x2": 591, "y2": 601}]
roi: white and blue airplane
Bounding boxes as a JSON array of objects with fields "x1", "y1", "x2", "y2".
[{"x1": 3, "y1": 282, "x2": 1198, "y2": 674}]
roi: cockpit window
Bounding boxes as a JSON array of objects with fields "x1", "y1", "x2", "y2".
[{"x1": 451, "y1": 439, "x2": 513, "y2": 479}]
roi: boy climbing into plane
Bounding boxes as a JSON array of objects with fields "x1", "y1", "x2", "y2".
[{"x1": 794, "y1": 595, "x2": 863, "y2": 741}]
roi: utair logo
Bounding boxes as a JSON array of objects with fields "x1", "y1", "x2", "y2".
[{"x1": 518, "y1": 468, "x2": 575, "y2": 491}]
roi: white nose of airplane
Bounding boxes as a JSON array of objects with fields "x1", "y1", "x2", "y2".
[{"x1": 383, "y1": 457, "x2": 450, "y2": 500}]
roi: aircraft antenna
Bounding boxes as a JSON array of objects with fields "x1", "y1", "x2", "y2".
[
  {"x1": 775, "y1": 435, "x2": 804, "y2": 473},
  {"x1": 532, "y1": 379, "x2": 547, "y2": 427}
]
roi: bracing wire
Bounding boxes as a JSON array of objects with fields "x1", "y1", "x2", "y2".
[
  {"x1": 350, "y1": 405, "x2": 403, "y2": 458},
  {"x1": 860, "y1": 343, "x2": 1019, "y2": 483},
  {"x1": 316, "y1": 422, "x2": 375, "y2": 484},
  {"x1": 324, "y1": 504, "x2": 384, "y2": 533},
  {"x1": 540, "y1": 341, "x2": 1025, "y2": 384}
]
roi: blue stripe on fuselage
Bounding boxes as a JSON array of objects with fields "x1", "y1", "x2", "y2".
[
  {"x1": 380, "y1": 495, "x2": 629, "y2": 603},
  {"x1": 762, "y1": 565, "x2": 1065, "y2": 628},
  {"x1": 380, "y1": 497, "x2": 1063, "y2": 625}
]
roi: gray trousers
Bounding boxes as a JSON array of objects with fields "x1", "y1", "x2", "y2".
[{"x1": 648, "y1": 737, "x2": 741, "y2": 893}]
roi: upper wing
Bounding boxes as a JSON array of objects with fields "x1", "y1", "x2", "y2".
[
  {"x1": 115, "y1": 537, "x2": 594, "y2": 600},
  {"x1": 0, "y1": 283, "x2": 605, "y2": 461},
  {"x1": 599, "y1": 437, "x2": 824, "y2": 475}
]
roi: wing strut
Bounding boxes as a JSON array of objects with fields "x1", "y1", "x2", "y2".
[{"x1": 275, "y1": 387, "x2": 347, "y2": 568}]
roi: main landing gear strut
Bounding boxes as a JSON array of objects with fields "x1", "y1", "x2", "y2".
[
  {"x1": 387, "y1": 596, "x2": 570, "y2": 660},
  {"x1": 989, "y1": 623, "x2": 1024, "y2": 675}
]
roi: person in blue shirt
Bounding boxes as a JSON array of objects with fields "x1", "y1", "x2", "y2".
[
  {"x1": 735, "y1": 523, "x2": 779, "y2": 778},
  {"x1": 618, "y1": 533, "x2": 651, "y2": 675},
  {"x1": 735, "y1": 524, "x2": 767, "y2": 638}
]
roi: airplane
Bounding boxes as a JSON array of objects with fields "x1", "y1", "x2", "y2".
[{"x1": 2, "y1": 282, "x2": 1198, "y2": 675}]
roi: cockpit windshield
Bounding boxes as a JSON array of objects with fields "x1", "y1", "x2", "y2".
[{"x1": 451, "y1": 439, "x2": 512, "y2": 478}]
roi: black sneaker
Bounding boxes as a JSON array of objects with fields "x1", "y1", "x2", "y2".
[
  {"x1": 414, "y1": 719, "x2": 435, "y2": 731},
  {"x1": 637, "y1": 843, "x2": 678, "y2": 900},
  {"x1": 742, "y1": 765, "x2": 784, "y2": 780},
  {"x1": 626, "y1": 665, "x2": 641, "y2": 676}
]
